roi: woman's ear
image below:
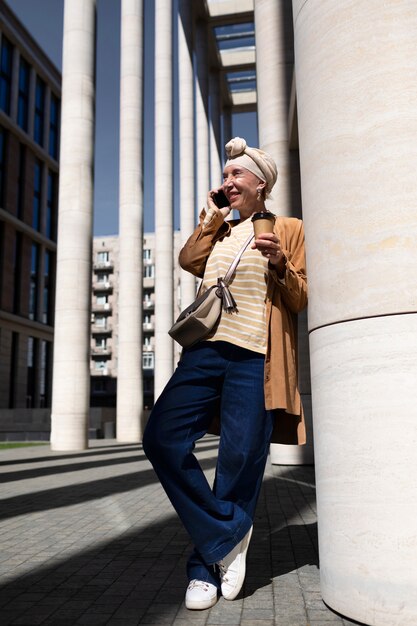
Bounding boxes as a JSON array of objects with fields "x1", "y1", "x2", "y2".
[{"x1": 257, "y1": 180, "x2": 267, "y2": 198}]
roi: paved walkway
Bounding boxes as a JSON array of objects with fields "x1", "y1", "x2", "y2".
[{"x1": 0, "y1": 438, "x2": 360, "y2": 626}]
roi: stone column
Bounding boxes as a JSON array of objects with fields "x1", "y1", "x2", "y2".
[
  {"x1": 255, "y1": 0, "x2": 301, "y2": 216},
  {"x1": 209, "y1": 70, "x2": 222, "y2": 189},
  {"x1": 178, "y1": 0, "x2": 197, "y2": 309},
  {"x1": 154, "y1": 0, "x2": 174, "y2": 398},
  {"x1": 195, "y1": 20, "x2": 210, "y2": 213},
  {"x1": 50, "y1": 0, "x2": 96, "y2": 451},
  {"x1": 293, "y1": 1, "x2": 417, "y2": 623},
  {"x1": 223, "y1": 106, "x2": 232, "y2": 148},
  {"x1": 116, "y1": 0, "x2": 144, "y2": 442},
  {"x1": 255, "y1": 0, "x2": 312, "y2": 465}
]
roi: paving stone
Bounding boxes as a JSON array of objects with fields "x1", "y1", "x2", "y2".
[{"x1": 0, "y1": 438, "x2": 360, "y2": 626}]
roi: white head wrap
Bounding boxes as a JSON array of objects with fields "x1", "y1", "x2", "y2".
[{"x1": 224, "y1": 137, "x2": 278, "y2": 196}]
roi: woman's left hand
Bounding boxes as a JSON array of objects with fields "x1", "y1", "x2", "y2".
[{"x1": 252, "y1": 232, "x2": 285, "y2": 266}]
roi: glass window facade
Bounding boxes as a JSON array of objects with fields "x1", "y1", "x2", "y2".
[
  {"x1": 0, "y1": 36, "x2": 13, "y2": 114},
  {"x1": 18, "y1": 57, "x2": 30, "y2": 131},
  {"x1": 33, "y1": 160, "x2": 42, "y2": 230},
  {"x1": 46, "y1": 170, "x2": 57, "y2": 239},
  {"x1": 0, "y1": 126, "x2": 6, "y2": 207},
  {"x1": 43, "y1": 249, "x2": 52, "y2": 325},
  {"x1": 29, "y1": 243, "x2": 39, "y2": 320},
  {"x1": 49, "y1": 93, "x2": 60, "y2": 159},
  {"x1": 34, "y1": 77, "x2": 45, "y2": 146}
]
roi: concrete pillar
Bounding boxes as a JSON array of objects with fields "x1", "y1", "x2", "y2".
[
  {"x1": 255, "y1": 0, "x2": 312, "y2": 465},
  {"x1": 178, "y1": 0, "x2": 197, "y2": 309},
  {"x1": 223, "y1": 106, "x2": 232, "y2": 149},
  {"x1": 154, "y1": 0, "x2": 174, "y2": 398},
  {"x1": 116, "y1": 0, "x2": 144, "y2": 442},
  {"x1": 209, "y1": 70, "x2": 222, "y2": 189},
  {"x1": 293, "y1": 1, "x2": 417, "y2": 623},
  {"x1": 255, "y1": 0, "x2": 301, "y2": 216},
  {"x1": 195, "y1": 20, "x2": 210, "y2": 213},
  {"x1": 50, "y1": 0, "x2": 96, "y2": 450}
]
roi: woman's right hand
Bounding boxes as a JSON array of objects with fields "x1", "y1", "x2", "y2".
[{"x1": 203, "y1": 188, "x2": 231, "y2": 227}]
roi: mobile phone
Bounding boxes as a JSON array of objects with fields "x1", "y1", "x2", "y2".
[{"x1": 213, "y1": 189, "x2": 230, "y2": 208}]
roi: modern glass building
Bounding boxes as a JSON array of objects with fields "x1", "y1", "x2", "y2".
[{"x1": 0, "y1": 0, "x2": 60, "y2": 440}]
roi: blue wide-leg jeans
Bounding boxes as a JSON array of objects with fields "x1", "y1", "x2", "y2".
[{"x1": 143, "y1": 341, "x2": 274, "y2": 587}]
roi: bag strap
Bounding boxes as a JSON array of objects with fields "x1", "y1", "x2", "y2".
[{"x1": 223, "y1": 232, "x2": 255, "y2": 286}]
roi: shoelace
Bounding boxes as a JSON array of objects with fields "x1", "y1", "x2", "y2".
[
  {"x1": 217, "y1": 561, "x2": 229, "y2": 582},
  {"x1": 188, "y1": 579, "x2": 211, "y2": 592}
]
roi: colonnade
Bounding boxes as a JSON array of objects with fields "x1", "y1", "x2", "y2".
[{"x1": 50, "y1": 1, "x2": 417, "y2": 622}]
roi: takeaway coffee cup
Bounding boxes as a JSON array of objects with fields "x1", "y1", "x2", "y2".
[{"x1": 251, "y1": 211, "x2": 275, "y2": 237}]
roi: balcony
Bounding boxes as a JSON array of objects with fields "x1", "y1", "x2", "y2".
[
  {"x1": 92, "y1": 302, "x2": 112, "y2": 312},
  {"x1": 143, "y1": 299, "x2": 154, "y2": 310},
  {"x1": 91, "y1": 322, "x2": 112, "y2": 333},
  {"x1": 94, "y1": 259, "x2": 114, "y2": 270},
  {"x1": 91, "y1": 346, "x2": 112, "y2": 356},
  {"x1": 93, "y1": 279, "x2": 113, "y2": 291},
  {"x1": 91, "y1": 368, "x2": 109, "y2": 377}
]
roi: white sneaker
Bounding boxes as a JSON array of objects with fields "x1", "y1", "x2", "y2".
[
  {"x1": 217, "y1": 525, "x2": 253, "y2": 600},
  {"x1": 185, "y1": 579, "x2": 218, "y2": 610}
]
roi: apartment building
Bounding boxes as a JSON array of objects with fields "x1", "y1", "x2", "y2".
[
  {"x1": 90, "y1": 231, "x2": 182, "y2": 411},
  {"x1": 0, "y1": 0, "x2": 60, "y2": 440}
]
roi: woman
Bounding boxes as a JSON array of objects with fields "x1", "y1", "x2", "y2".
[{"x1": 143, "y1": 137, "x2": 307, "y2": 610}]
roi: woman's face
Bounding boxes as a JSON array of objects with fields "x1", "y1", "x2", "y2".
[{"x1": 222, "y1": 164, "x2": 264, "y2": 218}]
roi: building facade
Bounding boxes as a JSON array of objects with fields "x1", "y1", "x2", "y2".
[
  {"x1": 90, "y1": 232, "x2": 182, "y2": 420},
  {"x1": 0, "y1": 0, "x2": 60, "y2": 440}
]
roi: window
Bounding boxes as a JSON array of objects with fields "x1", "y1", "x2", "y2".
[
  {"x1": 39, "y1": 340, "x2": 51, "y2": 407},
  {"x1": 43, "y1": 250, "x2": 51, "y2": 324},
  {"x1": 96, "y1": 294, "x2": 107, "y2": 305},
  {"x1": 97, "y1": 251, "x2": 109, "y2": 264},
  {"x1": 17, "y1": 57, "x2": 30, "y2": 131},
  {"x1": 95, "y1": 360, "x2": 108, "y2": 371},
  {"x1": 144, "y1": 314, "x2": 151, "y2": 325},
  {"x1": 143, "y1": 248, "x2": 152, "y2": 260},
  {"x1": 34, "y1": 77, "x2": 45, "y2": 146},
  {"x1": 144, "y1": 265, "x2": 154, "y2": 278},
  {"x1": 26, "y1": 336, "x2": 37, "y2": 407},
  {"x1": 144, "y1": 336, "x2": 152, "y2": 348},
  {"x1": 17, "y1": 145, "x2": 26, "y2": 219},
  {"x1": 95, "y1": 337, "x2": 107, "y2": 349},
  {"x1": 12, "y1": 232, "x2": 22, "y2": 313},
  {"x1": 0, "y1": 127, "x2": 6, "y2": 207},
  {"x1": 33, "y1": 161, "x2": 42, "y2": 230},
  {"x1": 94, "y1": 315, "x2": 106, "y2": 328},
  {"x1": 143, "y1": 353, "x2": 154, "y2": 369},
  {"x1": 49, "y1": 93, "x2": 60, "y2": 159},
  {"x1": 46, "y1": 171, "x2": 57, "y2": 239},
  {"x1": 97, "y1": 273, "x2": 109, "y2": 283},
  {"x1": 29, "y1": 244, "x2": 39, "y2": 320},
  {"x1": 0, "y1": 37, "x2": 12, "y2": 114}
]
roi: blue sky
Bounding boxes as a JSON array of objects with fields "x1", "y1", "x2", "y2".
[{"x1": 9, "y1": 0, "x2": 257, "y2": 235}]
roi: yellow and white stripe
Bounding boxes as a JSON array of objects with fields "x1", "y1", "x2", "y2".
[{"x1": 201, "y1": 217, "x2": 268, "y2": 354}]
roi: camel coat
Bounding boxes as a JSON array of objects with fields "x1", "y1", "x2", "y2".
[{"x1": 178, "y1": 208, "x2": 308, "y2": 445}]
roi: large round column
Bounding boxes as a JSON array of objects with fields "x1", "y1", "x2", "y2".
[
  {"x1": 255, "y1": 0, "x2": 312, "y2": 465},
  {"x1": 293, "y1": 1, "x2": 417, "y2": 623},
  {"x1": 178, "y1": 0, "x2": 197, "y2": 309},
  {"x1": 116, "y1": 0, "x2": 144, "y2": 442},
  {"x1": 209, "y1": 70, "x2": 222, "y2": 188},
  {"x1": 50, "y1": 0, "x2": 96, "y2": 450},
  {"x1": 254, "y1": 0, "x2": 301, "y2": 217},
  {"x1": 195, "y1": 20, "x2": 210, "y2": 213},
  {"x1": 154, "y1": 0, "x2": 174, "y2": 397}
]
